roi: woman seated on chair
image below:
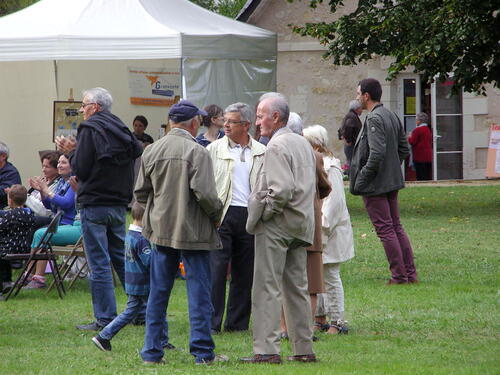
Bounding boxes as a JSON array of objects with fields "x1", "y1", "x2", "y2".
[
  {"x1": 26, "y1": 151, "x2": 62, "y2": 230},
  {"x1": 24, "y1": 154, "x2": 81, "y2": 289}
]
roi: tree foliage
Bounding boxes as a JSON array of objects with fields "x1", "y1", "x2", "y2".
[
  {"x1": 0, "y1": 0, "x2": 39, "y2": 17},
  {"x1": 190, "y1": 0, "x2": 247, "y2": 18},
  {"x1": 290, "y1": 0, "x2": 500, "y2": 94}
]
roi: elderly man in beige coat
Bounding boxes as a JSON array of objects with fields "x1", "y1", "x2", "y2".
[
  {"x1": 135, "y1": 100, "x2": 224, "y2": 365},
  {"x1": 240, "y1": 94, "x2": 317, "y2": 364}
]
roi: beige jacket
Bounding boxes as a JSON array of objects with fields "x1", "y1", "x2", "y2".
[
  {"x1": 246, "y1": 127, "x2": 316, "y2": 245},
  {"x1": 134, "y1": 128, "x2": 223, "y2": 250},
  {"x1": 207, "y1": 135, "x2": 266, "y2": 221}
]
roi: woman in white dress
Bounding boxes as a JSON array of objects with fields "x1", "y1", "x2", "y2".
[{"x1": 303, "y1": 125, "x2": 355, "y2": 334}]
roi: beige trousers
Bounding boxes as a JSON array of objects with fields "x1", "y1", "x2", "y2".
[{"x1": 251, "y1": 221, "x2": 313, "y2": 355}]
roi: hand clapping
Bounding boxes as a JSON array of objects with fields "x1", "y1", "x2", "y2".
[{"x1": 55, "y1": 135, "x2": 77, "y2": 154}]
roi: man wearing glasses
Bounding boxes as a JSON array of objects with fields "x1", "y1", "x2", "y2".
[
  {"x1": 56, "y1": 87, "x2": 143, "y2": 331},
  {"x1": 206, "y1": 103, "x2": 266, "y2": 335}
]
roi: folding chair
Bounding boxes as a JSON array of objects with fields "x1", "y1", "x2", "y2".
[
  {"x1": 48, "y1": 236, "x2": 88, "y2": 292},
  {"x1": 2, "y1": 211, "x2": 65, "y2": 300}
]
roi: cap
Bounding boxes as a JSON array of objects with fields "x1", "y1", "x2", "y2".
[{"x1": 168, "y1": 100, "x2": 207, "y2": 123}]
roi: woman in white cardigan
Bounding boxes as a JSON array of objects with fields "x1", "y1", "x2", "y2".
[{"x1": 303, "y1": 125, "x2": 355, "y2": 334}]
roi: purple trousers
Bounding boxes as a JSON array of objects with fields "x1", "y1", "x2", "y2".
[{"x1": 363, "y1": 190, "x2": 417, "y2": 283}]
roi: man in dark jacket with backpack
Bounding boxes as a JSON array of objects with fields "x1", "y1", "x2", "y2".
[
  {"x1": 56, "y1": 87, "x2": 142, "y2": 330},
  {"x1": 350, "y1": 78, "x2": 417, "y2": 285}
]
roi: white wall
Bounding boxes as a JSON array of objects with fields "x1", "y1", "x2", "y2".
[{"x1": 1, "y1": 59, "x2": 180, "y2": 183}]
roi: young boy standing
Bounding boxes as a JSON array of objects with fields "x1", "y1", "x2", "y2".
[
  {"x1": 0, "y1": 184, "x2": 35, "y2": 298},
  {"x1": 92, "y1": 202, "x2": 173, "y2": 351}
]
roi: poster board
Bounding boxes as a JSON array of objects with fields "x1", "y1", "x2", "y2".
[
  {"x1": 485, "y1": 124, "x2": 500, "y2": 179},
  {"x1": 128, "y1": 66, "x2": 181, "y2": 107},
  {"x1": 53, "y1": 101, "x2": 83, "y2": 141}
]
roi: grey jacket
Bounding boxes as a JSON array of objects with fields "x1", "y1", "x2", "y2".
[
  {"x1": 246, "y1": 127, "x2": 316, "y2": 245},
  {"x1": 134, "y1": 128, "x2": 223, "y2": 250},
  {"x1": 349, "y1": 104, "x2": 410, "y2": 196}
]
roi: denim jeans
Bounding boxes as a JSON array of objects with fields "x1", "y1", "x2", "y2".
[
  {"x1": 81, "y1": 206, "x2": 126, "y2": 326},
  {"x1": 141, "y1": 246, "x2": 215, "y2": 364},
  {"x1": 99, "y1": 294, "x2": 167, "y2": 345}
]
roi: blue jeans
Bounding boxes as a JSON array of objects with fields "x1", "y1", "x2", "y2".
[
  {"x1": 99, "y1": 295, "x2": 168, "y2": 345},
  {"x1": 81, "y1": 206, "x2": 126, "y2": 326},
  {"x1": 141, "y1": 246, "x2": 215, "y2": 363}
]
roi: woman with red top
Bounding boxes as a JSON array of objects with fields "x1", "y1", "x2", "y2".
[{"x1": 408, "y1": 112, "x2": 432, "y2": 180}]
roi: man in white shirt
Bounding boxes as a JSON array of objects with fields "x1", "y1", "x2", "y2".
[{"x1": 206, "y1": 103, "x2": 266, "y2": 334}]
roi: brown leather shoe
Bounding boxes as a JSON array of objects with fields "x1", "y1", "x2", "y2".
[
  {"x1": 239, "y1": 354, "x2": 282, "y2": 364},
  {"x1": 286, "y1": 354, "x2": 317, "y2": 363}
]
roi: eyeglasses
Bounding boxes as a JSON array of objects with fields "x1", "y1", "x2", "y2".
[
  {"x1": 80, "y1": 102, "x2": 96, "y2": 108},
  {"x1": 223, "y1": 118, "x2": 247, "y2": 125}
]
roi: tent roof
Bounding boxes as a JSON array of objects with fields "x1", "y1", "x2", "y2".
[{"x1": 0, "y1": 0, "x2": 276, "y2": 61}]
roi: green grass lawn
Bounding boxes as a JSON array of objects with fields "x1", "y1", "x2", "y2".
[{"x1": 1, "y1": 185, "x2": 499, "y2": 374}]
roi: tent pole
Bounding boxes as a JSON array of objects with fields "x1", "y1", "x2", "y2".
[
  {"x1": 180, "y1": 57, "x2": 186, "y2": 99},
  {"x1": 53, "y1": 60, "x2": 59, "y2": 100}
]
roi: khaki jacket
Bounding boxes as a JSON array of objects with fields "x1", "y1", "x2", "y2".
[
  {"x1": 246, "y1": 127, "x2": 316, "y2": 245},
  {"x1": 207, "y1": 136, "x2": 266, "y2": 221},
  {"x1": 134, "y1": 128, "x2": 223, "y2": 250}
]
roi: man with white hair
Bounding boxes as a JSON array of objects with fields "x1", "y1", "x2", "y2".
[
  {"x1": 0, "y1": 142, "x2": 21, "y2": 209},
  {"x1": 206, "y1": 102, "x2": 266, "y2": 334},
  {"x1": 338, "y1": 100, "x2": 363, "y2": 165},
  {"x1": 241, "y1": 93, "x2": 317, "y2": 364},
  {"x1": 56, "y1": 87, "x2": 143, "y2": 331}
]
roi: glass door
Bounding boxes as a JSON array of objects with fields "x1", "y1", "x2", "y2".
[
  {"x1": 398, "y1": 76, "x2": 421, "y2": 181},
  {"x1": 431, "y1": 80, "x2": 463, "y2": 180}
]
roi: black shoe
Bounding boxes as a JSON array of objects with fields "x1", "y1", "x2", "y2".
[
  {"x1": 92, "y1": 335, "x2": 111, "y2": 351},
  {"x1": 76, "y1": 321, "x2": 103, "y2": 331},
  {"x1": 163, "y1": 343, "x2": 176, "y2": 350}
]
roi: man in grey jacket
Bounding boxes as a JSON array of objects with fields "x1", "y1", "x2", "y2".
[
  {"x1": 350, "y1": 78, "x2": 417, "y2": 285},
  {"x1": 241, "y1": 95, "x2": 317, "y2": 364},
  {"x1": 135, "y1": 100, "x2": 225, "y2": 365}
]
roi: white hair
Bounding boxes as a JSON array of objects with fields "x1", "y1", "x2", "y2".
[
  {"x1": 286, "y1": 112, "x2": 303, "y2": 135},
  {"x1": 258, "y1": 92, "x2": 287, "y2": 103},
  {"x1": 0, "y1": 141, "x2": 9, "y2": 159},
  {"x1": 303, "y1": 125, "x2": 329, "y2": 151},
  {"x1": 82, "y1": 87, "x2": 113, "y2": 111},
  {"x1": 349, "y1": 100, "x2": 361, "y2": 111}
]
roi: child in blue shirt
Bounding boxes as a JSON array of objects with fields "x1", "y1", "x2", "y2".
[{"x1": 92, "y1": 202, "x2": 173, "y2": 351}]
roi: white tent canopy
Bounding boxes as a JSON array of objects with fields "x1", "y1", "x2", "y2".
[
  {"x1": 0, "y1": 0, "x2": 276, "y2": 60},
  {"x1": 0, "y1": 0, "x2": 276, "y2": 183}
]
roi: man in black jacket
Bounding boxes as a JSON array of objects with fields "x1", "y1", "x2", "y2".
[
  {"x1": 350, "y1": 78, "x2": 417, "y2": 285},
  {"x1": 56, "y1": 87, "x2": 142, "y2": 330},
  {"x1": 338, "y1": 100, "x2": 362, "y2": 166}
]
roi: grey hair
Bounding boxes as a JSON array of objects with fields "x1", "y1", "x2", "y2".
[
  {"x1": 82, "y1": 87, "x2": 113, "y2": 111},
  {"x1": 287, "y1": 112, "x2": 303, "y2": 135},
  {"x1": 303, "y1": 125, "x2": 329, "y2": 151},
  {"x1": 225, "y1": 102, "x2": 253, "y2": 124},
  {"x1": 261, "y1": 93, "x2": 289, "y2": 124},
  {"x1": 416, "y1": 112, "x2": 429, "y2": 124},
  {"x1": 0, "y1": 141, "x2": 9, "y2": 159},
  {"x1": 259, "y1": 91, "x2": 287, "y2": 103},
  {"x1": 349, "y1": 100, "x2": 361, "y2": 111}
]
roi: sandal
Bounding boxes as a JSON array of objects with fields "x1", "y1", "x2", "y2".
[
  {"x1": 328, "y1": 320, "x2": 349, "y2": 335},
  {"x1": 313, "y1": 322, "x2": 330, "y2": 332}
]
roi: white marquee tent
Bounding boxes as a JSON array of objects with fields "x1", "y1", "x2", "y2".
[{"x1": 0, "y1": 0, "x2": 276, "y2": 179}]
